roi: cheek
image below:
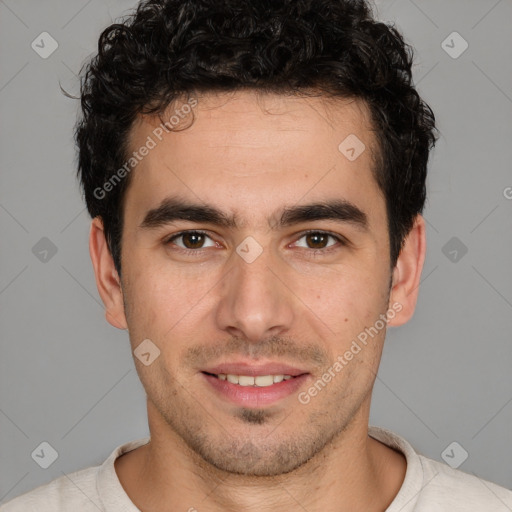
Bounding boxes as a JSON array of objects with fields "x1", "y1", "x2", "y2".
[
  {"x1": 122, "y1": 266, "x2": 168, "y2": 342},
  {"x1": 124, "y1": 263, "x2": 215, "y2": 345},
  {"x1": 304, "y1": 271, "x2": 389, "y2": 365},
  {"x1": 305, "y1": 266, "x2": 384, "y2": 322}
]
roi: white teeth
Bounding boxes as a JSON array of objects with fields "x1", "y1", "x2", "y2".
[
  {"x1": 255, "y1": 375, "x2": 273, "y2": 387},
  {"x1": 217, "y1": 374, "x2": 294, "y2": 387},
  {"x1": 239, "y1": 375, "x2": 255, "y2": 386}
]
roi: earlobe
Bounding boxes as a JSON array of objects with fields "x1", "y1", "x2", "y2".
[
  {"x1": 89, "y1": 216, "x2": 128, "y2": 330},
  {"x1": 387, "y1": 214, "x2": 426, "y2": 327}
]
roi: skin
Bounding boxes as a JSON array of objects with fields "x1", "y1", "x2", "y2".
[{"x1": 89, "y1": 90, "x2": 426, "y2": 511}]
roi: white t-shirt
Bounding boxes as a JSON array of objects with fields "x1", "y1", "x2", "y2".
[{"x1": 2, "y1": 425, "x2": 511, "y2": 511}]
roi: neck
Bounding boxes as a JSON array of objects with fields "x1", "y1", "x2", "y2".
[{"x1": 115, "y1": 400, "x2": 406, "y2": 512}]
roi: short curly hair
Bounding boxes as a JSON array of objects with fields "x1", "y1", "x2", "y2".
[{"x1": 75, "y1": 0, "x2": 437, "y2": 277}]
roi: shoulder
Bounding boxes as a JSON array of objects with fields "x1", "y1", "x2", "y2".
[
  {"x1": 415, "y1": 454, "x2": 512, "y2": 511},
  {"x1": 368, "y1": 425, "x2": 512, "y2": 512},
  {"x1": 0, "y1": 436, "x2": 149, "y2": 512},
  {"x1": 0, "y1": 466, "x2": 100, "y2": 512}
]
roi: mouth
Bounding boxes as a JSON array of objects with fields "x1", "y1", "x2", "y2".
[
  {"x1": 200, "y1": 363, "x2": 311, "y2": 407},
  {"x1": 202, "y1": 371, "x2": 301, "y2": 387}
]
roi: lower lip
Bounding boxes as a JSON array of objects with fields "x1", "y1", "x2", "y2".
[{"x1": 202, "y1": 372, "x2": 310, "y2": 407}]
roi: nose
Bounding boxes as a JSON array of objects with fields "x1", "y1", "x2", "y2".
[{"x1": 214, "y1": 242, "x2": 296, "y2": 343}]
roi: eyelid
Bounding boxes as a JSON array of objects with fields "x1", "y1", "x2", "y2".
[
  {"x1": 165, "y1": 229, "x2": 215, "y2": 247},
  {"x1": 164, "y1": 229, "x2": 348, "y2": 254},
  {"x1": 291, "y1": 229, "x2": 348, "y2": 251}
]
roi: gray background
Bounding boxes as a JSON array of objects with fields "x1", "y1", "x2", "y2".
[{"x1": 1, "y1": 0, "x2": 511, "y2": 504}]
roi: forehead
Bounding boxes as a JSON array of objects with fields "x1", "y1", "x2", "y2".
[{"x1": 122, "y1": 90, "x2": 384, "y2": 228}]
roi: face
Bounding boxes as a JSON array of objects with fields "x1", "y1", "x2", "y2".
[{"x1": 93, "y1": 90, "x2": 422, "y2": 477}]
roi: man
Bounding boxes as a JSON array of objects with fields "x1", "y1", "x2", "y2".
[{"x1": 2, "y1": 0, "x2": 512, "y2": 510}]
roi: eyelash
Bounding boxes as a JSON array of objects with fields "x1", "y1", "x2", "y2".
[{"x1": 163, "y1": 229, "x2": 347, "y2": 256}]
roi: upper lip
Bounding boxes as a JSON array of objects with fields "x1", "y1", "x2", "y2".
[{"x1": 201, "y1": 361, "x2": 309, "y2": 377}]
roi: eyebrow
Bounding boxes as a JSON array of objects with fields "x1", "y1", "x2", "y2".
[{"x1": 139, "y1": 196, "x2": 368, "y2": 232}]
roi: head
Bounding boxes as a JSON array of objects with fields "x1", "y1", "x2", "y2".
[{"x1": 81, "y1": 0, "x2": 437, "y2": 477}]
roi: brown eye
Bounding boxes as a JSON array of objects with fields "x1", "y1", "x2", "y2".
[
  {"x1": 181, "y1": 232, "x2": 205, "y2": 248},
  {"x1": 305, "y1": 232, "x2": 329, "y2": 249},
  {"x1": 294, "y1": 231, "x2": 341, "y2": 251},
  {"x1": 166, "y1": 231, "x2": 216, "y2": 250}
]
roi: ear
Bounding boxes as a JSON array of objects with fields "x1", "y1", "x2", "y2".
[
  {"x1": 387, "y1": 214, "x2": 426, "y2": 327},
  {"x1": 89, "y1": 216, "x2": 128, "y2": 330}
]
